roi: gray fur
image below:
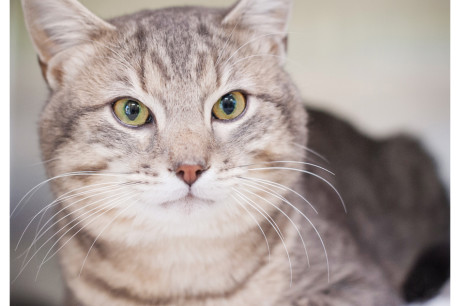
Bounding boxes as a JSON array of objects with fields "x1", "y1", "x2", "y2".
[{"x1": 20, "y1": 0, "x2": 449, "y2": 305}]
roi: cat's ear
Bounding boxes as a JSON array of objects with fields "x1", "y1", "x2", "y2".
[
  {"x1": 223, "y1": 0, "x2": 291, "y2": 53},
  {"x1": 21, "y1": 0, "x2": 115, "y2": 68}
]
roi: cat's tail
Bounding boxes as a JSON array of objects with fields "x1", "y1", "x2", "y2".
[{"x1": 402, "y1": 243, "x2": 450, "y2": 303}]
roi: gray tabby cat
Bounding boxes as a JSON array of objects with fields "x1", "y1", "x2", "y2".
[{"x1": 20, "y1": 0, "x2": 449, "y2": 305}]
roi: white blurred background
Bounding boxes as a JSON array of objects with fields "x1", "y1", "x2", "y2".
[{"x1": 10, "y1": 0, "x2": 449, "y2": 304}]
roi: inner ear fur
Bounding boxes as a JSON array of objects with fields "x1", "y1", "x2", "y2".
[
  {"x1": 223, "y1": 0, "x2": 292, "y2": 59},
  {"x1": 22, "y1": 0, "x2": 115, "y2": 88}
]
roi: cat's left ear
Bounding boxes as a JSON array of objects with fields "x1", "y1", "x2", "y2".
[{"x1": 223, "y1": 0, "x2": 291, "y2": 56}]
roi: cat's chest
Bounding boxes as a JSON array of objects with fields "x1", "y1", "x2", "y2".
[{"x1": 60, "y1": 227, "x2": 291, "y2": 305}]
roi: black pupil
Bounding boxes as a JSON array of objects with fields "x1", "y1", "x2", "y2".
[
  {"x1": 124, "y1": 101, "x2": 140, "y2": 121},
  {"x1": 220, "y1": 94, "x2": 237, "y2": 115}
]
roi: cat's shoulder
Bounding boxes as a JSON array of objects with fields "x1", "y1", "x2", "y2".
[{"x1": 305, "y1": 107, "x2": 437, "y2": 167}]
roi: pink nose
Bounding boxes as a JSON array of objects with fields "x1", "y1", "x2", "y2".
[{"x1": 175, "y1": 164, "x2": 204, "y2": 186}]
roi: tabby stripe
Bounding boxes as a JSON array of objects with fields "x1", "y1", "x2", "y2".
[
  {"x1": 151, "y1": 52, "x2": 171, "y2": 81},
  {"x1": 76, "y1": 213, "x2": 288, "y2": 305},
  {"x1": 135, "y1": 25, "x2": 148, "y2": 93},
  {"x1": 58, "y1": 207, "x2": 108, "y2": 259}
]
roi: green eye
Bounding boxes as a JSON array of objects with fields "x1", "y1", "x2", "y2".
[
  {"x1": 212, "y1": 91, "x2": 246, "y2": 120},
  {"x1": 112, "y1": 99, "x2": 152, "y2": 127}
]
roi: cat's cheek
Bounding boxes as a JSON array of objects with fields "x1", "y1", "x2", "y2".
[{"x1": 212, "y1": 123, "x2": 238, "y2": 142}]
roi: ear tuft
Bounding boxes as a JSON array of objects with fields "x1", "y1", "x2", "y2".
[
  {"x1": 223, "y1": 0, "x2": 292, "y2": 35},
  {"x1": 21, "y1": 0, "x2": 115, "y2": 64}
]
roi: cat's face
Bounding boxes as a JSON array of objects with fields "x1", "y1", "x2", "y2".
[{"x1": 24, "y1": 0, "x2": 307, "y2": 242}]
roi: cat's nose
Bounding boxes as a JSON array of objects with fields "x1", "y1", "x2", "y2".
[{"x1": 175, "y1": 164, "x2": 204, "y2": 186}]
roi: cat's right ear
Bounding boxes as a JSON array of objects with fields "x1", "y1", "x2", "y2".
[{"x1": 21, "y1": 0, "x2": 115, "y2": 87}]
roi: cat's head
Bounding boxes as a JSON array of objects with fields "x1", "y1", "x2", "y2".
[{"x1": 22, "y1": 0, "x2": 307, "y2": 242}]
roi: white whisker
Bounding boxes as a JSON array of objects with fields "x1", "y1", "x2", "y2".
[
  {"x1": 11, "y1": 171, "x2": 128, "y2": 218},
  {"x1": 13, "y1": 189, "x2": 132, "y2": 283},
  {"x1": 239, "y1": 181, "x2": 330, "y2": 282},
  {"x1": 17, "y1": 184, "x2": 135, "y2": 270},
  {"x1": 232, "y1": 188, "x2": 293, "y2": 287},
  {"x1": 231, "y1": 195, "x2": 271, "y2": 262},
  {"x1": 27, "y1": 157, "x2": 60, "y2": 167},
  {"x1": 220, "y1": 54, "x2": 300, "y2": 79},
  {"x1": 220, "y1": 32, "x2": 287, "y2": 69},
  {"x1": 23, "y1": 184, "x2": 135, "y2": 258},
  {"x1": 78, "y1": 196, "x2": 139, "y2": 276},
  {"x1": 292, "y1": 143, "x2": 329, "y2": 164},
  {"x1": 238, "y1": 161, "x2": 334, "y2": 175},
  {"x1": 248, "y1": 167, "x2": 346, "y2": 213},
  {"x1": 238, "y1": 184, "x2": 311, "y2": 270},
  {"x1": 17, "y1": 188, "x2": 133, "y2": 276},
  {"x1": 215, "y1": 16, "x2": 243, "y2": 66},
  {"x1": 34, "y1": 191, "x2": 135, "y2": 281},
  {"x1": 239, "y1": 176, "x2": 318, "y2": 214},
  {"x1": 15, "y1": 182, "x2": 130, "y2": 252},
  {"x1": 233, "y1": 189, "x2": 284, "y2": 240},
  {"x1": 31, "y1": 182, "x2": 129, "y2": 248}
]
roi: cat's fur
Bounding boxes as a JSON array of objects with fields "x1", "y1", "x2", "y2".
[{"x1": 21, "y1": 0, "x2": 449, "y2": 305}]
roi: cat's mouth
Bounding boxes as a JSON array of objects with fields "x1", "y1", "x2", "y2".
[{"x1": 161, "y1": 194, "x2": 214, "y2": 209}]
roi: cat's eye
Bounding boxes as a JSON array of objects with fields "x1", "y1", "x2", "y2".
[
  {"x1": 212, "y1": 91, "x2": 246, "y2": 120},
  {"x1": 112, "y1": 98, "x2": 152, "y2": 127}
]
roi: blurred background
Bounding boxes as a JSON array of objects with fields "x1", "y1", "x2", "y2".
[{"x1": 11, "y1": 0, "x2": 449, "y2": 304}]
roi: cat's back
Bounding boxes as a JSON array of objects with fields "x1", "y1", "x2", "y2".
[{"x1": 305, "y1": 108, "x2": 449, "y2": 295}]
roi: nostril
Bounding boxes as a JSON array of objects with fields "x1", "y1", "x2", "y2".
[
  {"x1": 175, "y1": 164, "x2": 204, "y2": 186},
  {"x1": 177, "y1": 170, "x2": 185, "y2": 178}
]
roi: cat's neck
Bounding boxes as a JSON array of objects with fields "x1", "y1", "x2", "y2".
[{"x1": 59, "y1": 209, "x2": 292, "y2": 305}]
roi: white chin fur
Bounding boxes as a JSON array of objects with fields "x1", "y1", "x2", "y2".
[{"x1": 114, "y1": 171, "x2": 249, "y2": 242}]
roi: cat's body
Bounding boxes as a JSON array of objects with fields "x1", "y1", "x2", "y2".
[
  {"x1": 58, "y1": 109, "x2": 449, "y2": 306},
  {"x1": 20, "y1": 0, "x2": 449, "y2": 305}
]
